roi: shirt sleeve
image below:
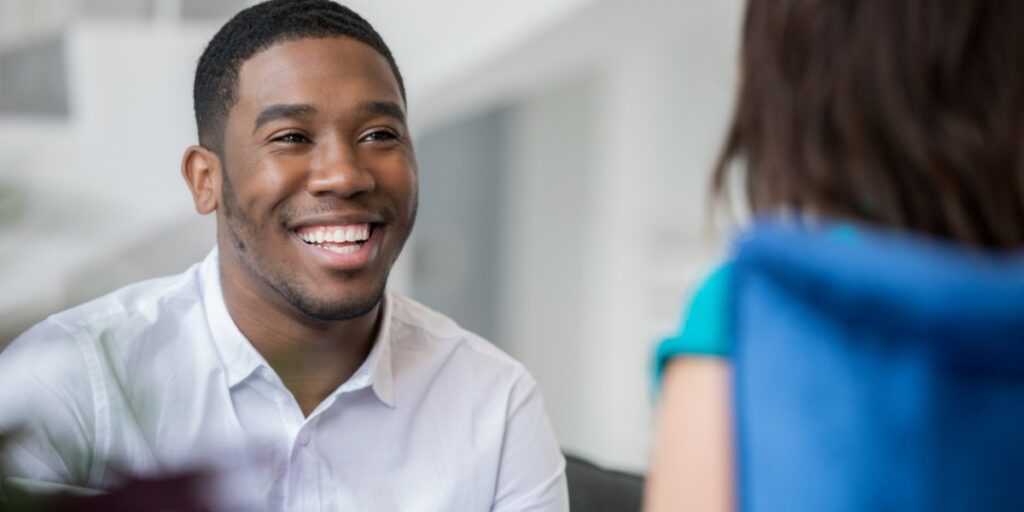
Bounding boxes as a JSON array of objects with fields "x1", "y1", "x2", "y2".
[
  {"x1": 654, "y1": 263, "x2": 734, "y2": 383},
  {"x1": 0, "y1": 319, "x2": 98, "y2": 488},
  {"x1": 491, "y1": 372, "x2": 570, "y2": 511}
]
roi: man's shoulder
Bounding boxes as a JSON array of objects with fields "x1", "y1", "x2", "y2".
[
  {"x1": 61, "y1": 263, "x2": 200, "y2": 325},
  {"x1": 7, "y1": 262, "x2": 206, "y2": 358},
  {"x1": 387, "y1": 292, "x2": 531, "y2": 380}
]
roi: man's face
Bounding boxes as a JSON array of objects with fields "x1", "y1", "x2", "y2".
[{"x1": 217, "y1": 36, "x2": 417, "y2": 322}]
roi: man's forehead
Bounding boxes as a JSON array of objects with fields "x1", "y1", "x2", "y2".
[{"x1": 234, "y1": 36, "x2": 404, "y2": 112}]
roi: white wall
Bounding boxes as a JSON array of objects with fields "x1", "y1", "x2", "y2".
[
  {"x1": 415, "y1": 0, "x2": 744, "y2": 471},
  {"x1": 500, "y1": 76, "x2": 599, "y2": 460},
  {"x1": 0, "y1": 21, "x2": 218, "y2": 340}
]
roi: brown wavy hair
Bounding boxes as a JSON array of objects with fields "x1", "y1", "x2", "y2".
[{"x1": 713, "y1": 0, "x2": 1024, "y2": 249}]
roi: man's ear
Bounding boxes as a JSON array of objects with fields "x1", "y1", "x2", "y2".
[{"x1": 181, "y1": 145, "x2": 222, "y2": 215}]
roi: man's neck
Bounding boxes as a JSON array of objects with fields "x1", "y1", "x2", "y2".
[{"x1": 218, "y1": 258, "x2": 382, "y2": 417}]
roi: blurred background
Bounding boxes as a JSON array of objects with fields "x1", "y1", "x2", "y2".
[{"x1": 0, "y1": 0, "x2": 742, "y2": 473}]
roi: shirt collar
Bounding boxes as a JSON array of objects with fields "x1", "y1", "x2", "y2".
[
  {"x1": 199, "y1": 248, "x2": 396, "y2": 408},
  {"x1": 334, "y1": 291, "x2": 395, "y2": 408}
]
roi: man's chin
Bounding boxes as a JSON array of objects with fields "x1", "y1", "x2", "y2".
[{"x1": 287, "y1": 284, "x2": 387, "y2": 323}]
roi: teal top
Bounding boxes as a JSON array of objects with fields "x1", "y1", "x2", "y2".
[
  {"x1": 653, "y1": 224, "x2": 861, "y2": 383},
  {"x1": 653, "y1": 263, "x2": 734, "y2": 383}
]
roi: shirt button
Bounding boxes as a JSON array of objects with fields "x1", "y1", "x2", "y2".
[{"x1": 297, "y1": 429, "x2": 311, "y2": 446}]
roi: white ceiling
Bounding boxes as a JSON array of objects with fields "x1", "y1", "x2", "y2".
[{"x1": 342, "y1": 0, "x2": 595, "y2": 103}]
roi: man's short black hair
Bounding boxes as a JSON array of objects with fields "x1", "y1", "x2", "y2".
[{"x1": 193, "y1": 0, "x2": 405, "y2": 152}]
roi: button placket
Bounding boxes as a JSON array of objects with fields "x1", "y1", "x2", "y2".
[
  {"x1": 297, "y1": 427, "x2": 312, "y2": 447},
  {"x1": 288, "y1": 415, "x2": 321, "y2": 512},
  {"x1": 254, "y1": 365, "x2": 315, "y2": 512}
]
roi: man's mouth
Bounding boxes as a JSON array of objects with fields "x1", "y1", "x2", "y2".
[{"x1": 295, "y1": 223, "x2": 373, "y2": 254}]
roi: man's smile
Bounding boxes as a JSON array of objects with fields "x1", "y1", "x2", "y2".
[{"x1": 291, "y1": 221, "x2": 383, "y2": 271}]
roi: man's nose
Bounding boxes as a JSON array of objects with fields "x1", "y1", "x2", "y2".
[{"x1": 306, "y1": 142, "x2": 376, "y2": 197}]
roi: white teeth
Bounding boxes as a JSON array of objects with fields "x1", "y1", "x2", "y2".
[
  {"x1": 323, "y1": 244, "x2": 359, "y2": 254},
  {"x1": 299, "y1": 224, "x2": 371, "y2": 245},
  {"x1": 352, "y1": 225, "x2": 369, "y2": 241}
]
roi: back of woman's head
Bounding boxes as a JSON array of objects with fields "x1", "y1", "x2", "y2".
[{"x1": 715, "y1": 0, "x2": 1024, "y2": 249}]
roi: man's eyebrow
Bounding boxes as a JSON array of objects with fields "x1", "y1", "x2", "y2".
[
  {"x1": 253, "y1": 103, "x2": 318, "y2": 133},
  {"x1": 358, "y1": 100, "x2": 407, "y2": 127}
]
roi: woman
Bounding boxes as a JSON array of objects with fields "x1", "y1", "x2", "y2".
[{"x1": 645, "y1": 1, "x2": 1024, "y2": 510}]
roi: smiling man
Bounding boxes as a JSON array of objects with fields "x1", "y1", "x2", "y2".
[{"x1": 0, "y1": 1, "x2": 568, "y2": 510}]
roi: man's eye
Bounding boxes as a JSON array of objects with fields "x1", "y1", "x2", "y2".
[
  {"x1": 272, "y1": 133, "x2": 310, "y2": 144},
  {"x1": 362, "y1": 130, "x2": 399, "y2": 143}
]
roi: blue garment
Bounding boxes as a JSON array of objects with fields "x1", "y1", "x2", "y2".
[{"x1": 731, "y1": 221, "x2": 1024, "y2": 511}]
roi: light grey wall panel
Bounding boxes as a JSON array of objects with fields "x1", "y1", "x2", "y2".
[
  {"x1": 0, "y1": 35, "x2": 68, "y2": 116},
  {"x1": 411, "y1": 106, "x2": 509, "y2": 343}
]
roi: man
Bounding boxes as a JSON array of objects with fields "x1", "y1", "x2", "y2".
[{"x1": 0, "y1": 1, "x2": 569, "y2": 510}]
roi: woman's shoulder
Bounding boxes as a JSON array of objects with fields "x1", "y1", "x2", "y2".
[{"x1": 654, "y1": 262, "x2": 734, "y2": 381}]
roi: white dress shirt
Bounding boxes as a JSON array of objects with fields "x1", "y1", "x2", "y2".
[{"x1": 0, "y1": 250, "x2": 568, "y2": 511}]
